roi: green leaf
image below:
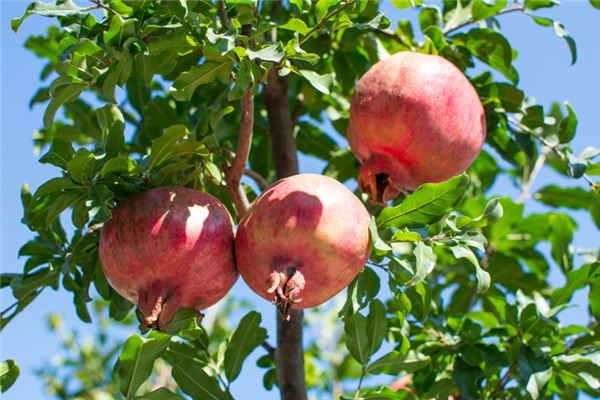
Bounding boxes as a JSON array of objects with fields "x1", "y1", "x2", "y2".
[
  {"x1": 368, "y1": 217, "x2": 392, "y2": 254},
  {"x1": 406, "y1": 241, "x2": 436, "y2": 286},
  {"x1": 344, "y1": 313, "x2": 369, "y2": 364},
  {"x1": 591, "y1": 0, "x2": 600, "y2": 9},
  {"x1": 553, "y1": 22, "x2": 577, "y2": 64},
  {"x1": 449, "y1": 244, "x2": 490, "y2": 293},
  {"x1": 11, "y1": 267, "x2": 58, "y2": 300},
  {"x1": 247, "y1": 44, "x2": 285, "y2": 63},
  {"x1": 43, "y1": 82, "x2": 87, "y2": 129},
  {"x1": 136, "y1": 388, "x2": 185, "y2": 400},
  {"x1": 518, "y1": 345, "x2": 552, "y2": 399},
  {"x1": 0, "y1": 359, "x2": 20, "y2": 393},
  {"x1": 224, "y1": 311, "x2": 267, "y2": 383},
  {"x1": 117, "y1": 332, "x2": 172, "y2": 398},
  {"x1": 453, "y1": 28, "x2": 518, "y2": 83},
  {"x1": 323, "y1": 148, "x2": 360, "y2": 183},
  {"x1": 366, "y1": 300, "x2": 387, "y2": 356},
  {"x1": 534, "y1": 185, "x2": 590, "y2": 209},
  {"x1": 171, "y1": 62, "x2": 232, "y2": 101},
  {"x1": 172, "y1": 359, "x2": 233, "y2": 400},
  {"x1": 67, "y1": 148, "x2": 97, "y2": 184},
  {"x1": 367, "y1": 350, "x2": 430, "y2": 375},
  {"x1": 12, "y1": 0, "x2": 85, "y2": 32},
  {"x1": 550, "y1": 263, "x2": 591, "y2": 306},
  {"x1": 525, "y1": 0, "x2": 559, "y2": 10},
  {"x1": 315, "y1": 0, "x2": 340, "y2": 21},
  {"x1": 147, "y1": 125, "x2": 188, "y2": 173},
  {"x1": 377, "y1": 174, "x2": 469, "y2": 229},
  {"x1": 101, "y1": 156, "x2": 141, "y2": 177},
  {"x1": 558, "y1": 102, "x2": 577, "y2": 143},
  {"x1": 589, "y1": 263, "x2": 600, "y2": 320},
  {"x1": 39, "y1": 138, "x2": 75, "y2": 169},
  {"x1": 33, "y1": 177, "x2": 81, "y2": 198},
  {"x1": 299, "y1": 70, "x2": 333, "y2": 94},
  {"x1": 554, "y1": 352, "x2": 600, "y2": 391},
  {"x1": 103, "y1": 15, "x2": 136, "y2": 47}
]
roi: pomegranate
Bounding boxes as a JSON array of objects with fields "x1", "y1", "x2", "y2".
[
  {"x1": 235, "y1": 174, "x2": 371, "y2": 317},
  {"x1": 99, "y1": 187, "x2": 237, "y2": 330},
  {"x1": 348, "y1": 52, "x2": 486, "y2": 203}
]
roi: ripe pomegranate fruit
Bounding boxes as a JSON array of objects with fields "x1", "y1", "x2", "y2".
[
  {"x1": 99, "y1": 187, "x2": 237, "y2": 331},
  {"x1": 348, "y1": 52, "x2": 486, "y2": 203},
  {"x1": 235, "y1": 174, "x2": 371, "y2": 317}
]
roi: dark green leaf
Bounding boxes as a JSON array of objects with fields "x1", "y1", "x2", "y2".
[
  {"x1": 39, "y1": 138, "x2": 75, "y2": 169},
  {"x1": 377, "y1": 174, "x2": 469, "y2": 229},
  {"x1": 224, "y1": 311, "x2": 267, "y2": 383},
  {"x1": 147, "y1": 125, "x2": 188, "y2": 173},
  {"x1": 453, "y1": 28, "x2": 518, "y2": 83},
  {"x1": 553, "y1": 22, "x2": 577, "y2": 64},
  {"x1": 66, "y1": 148, "x2": 97, "y2": 184},
  {"x1": 117, "y1": 332, "x2": 172, "y2": 398},
  {"x1": 367, "y1": 350, "x2": 430, "y2": 375},
  {"x1": 366, "y1": 300, "x2": 387, "y2": 356},
  {"x1": 323, "y1": 148, "x2": 360, "y2": 183},
  {"x1": 518, "y1": 345, "x2": 552, "y2": 399},
  {"x1": 136, "y1": 388, "x2": 185, "y2": 400},
  {"x1": 558, "y1": 102, "x2": 577, "y2": 143},
  {"x1": 12, "y1": 0, "x2": 85, "y2": 32},
  {"x1": 44, "y1": 82, "x2": 87, "y2": 128},
  {"x1": 534, "y1": 185, "x2": 590, "y2": 209},
  {"x1": 449, "y1": 244, "x2": 490, "y2": 293},
  {"x1": 0, "y1": 359, "x2": 20, "y2": 393},
  {"x1": 344, "y1": 313, "x2": 369, "y2": 364},
  {"x1": 171, "y1": 62, "x2": 232, "y2": 101},
  {"x1": 172, "y1": 359, "x2": 233, "y2": 400}
]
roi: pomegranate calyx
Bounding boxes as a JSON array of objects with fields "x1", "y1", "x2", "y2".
[{"x1": 267, "y1": 267, "x2": 306, "y2": 321}]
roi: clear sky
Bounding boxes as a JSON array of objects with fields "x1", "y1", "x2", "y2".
[{"x1": 1, "y1": 1, "x2": 599, "y2": 399}]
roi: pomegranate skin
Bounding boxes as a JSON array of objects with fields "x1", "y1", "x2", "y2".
[
  {"x1": 348, "y1": 52, "x2": 486, "y2": 203},
  {"x1": 235, "y1": 174, "x2": 371, "y2": 311},
  {"x1": 99, "y1": 187, "x2": 237, "y2": 330}
]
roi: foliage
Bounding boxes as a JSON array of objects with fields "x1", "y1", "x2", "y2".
[{"x1": 2, "y1": 0, "x2": 600, "y2": 399}]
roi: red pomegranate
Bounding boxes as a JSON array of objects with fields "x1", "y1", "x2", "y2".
[
  {"x1": 235, "y1": 174, "x2": 371, "y2": 317},
  {"x1": 348, "y1": 52, "x2": 486, "y2": 203},
  {"x1": 99, "y1": 187, "x2": 237, "y2": 330}
]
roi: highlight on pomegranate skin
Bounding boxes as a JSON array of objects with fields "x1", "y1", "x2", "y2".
[
  {"x1": 348, "y1": 52, "x2": 486, "y2": 203},
  {"x1": 235, "y1": 174, "x2": 371, "y2": 318},
  {"x1": 99, "y1": 186, "x2": 237, "y2": 331}
]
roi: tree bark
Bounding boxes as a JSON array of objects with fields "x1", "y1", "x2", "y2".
[{"x1": 264, "y1": 69, "x2": 307, "y2": 400}]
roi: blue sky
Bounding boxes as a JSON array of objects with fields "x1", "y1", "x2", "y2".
[{"x1": 1, "y1": 1, "x2": 599, "y2": 399}]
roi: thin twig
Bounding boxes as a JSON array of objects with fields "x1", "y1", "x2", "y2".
[
  {"x1": 219, "y1": 0, "x2": 230, "y2": 30},
  {"x1": 299, "y1": 0, "x2": 357, "y2": 45},
  {"x1": 225, "y1": 89, "x2": 254, "y2": 218},
  {"x1": 90, "y1": 0, "x2": 116, "y2": 15},
  {"x1": 354, "y1": 366, "x2": 367, "y2": 400},
  {"x1": 244, "y1": 169, "x2": 269, "y2": 191},
  {"x1": 444, "y1": 5, "x2": 526, "y2": 36},
  {"x1": 372, "y1": 28, "x2": 416, "y2": 51},
  {"x1": 508, "y1": 117, "x2": 596, "y2": 188},
  {"x1": 518, "y1": 152, "x2": 546, "y2": 203},
  {"x1": 261, "y1": 341, "x2": 276, "y2": 358}
]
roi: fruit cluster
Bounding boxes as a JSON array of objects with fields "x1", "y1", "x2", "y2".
[{"x1": 99, "y1": 53, "x2": 485, "y2": 329}]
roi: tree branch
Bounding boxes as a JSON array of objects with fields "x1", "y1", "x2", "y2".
[
  {"x1": 264, "y1": 68, "x2": 307, "y2": 400},
  {"x1": 299, "y1": 0, "x2": 357, "y2": 45},
  {"x1": 508, "y1": 117, "x2": 597, "y2": 188},
  {"x1": 219, "y1": 0, "x2": 230, "y2": 30},
  {"x1": 444, "y1": 4, "x2": 526, "y2": 36},
  {"x1": 244, "y1": 169, "x2": 269, "y2": 191},
  {"x1": 225, "y1": 89, "x2": 254, "y2": 218}
]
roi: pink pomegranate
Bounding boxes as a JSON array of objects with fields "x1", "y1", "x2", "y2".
[
  {"x1": 348, "y1": 52, "x2": 486, "y2": 203},
  {"x1": 99, "y1": 187, "x2": 237, "y2": 330},
  {"x1": 235, "y1": 174, "x2": 371, "y2": 317}
]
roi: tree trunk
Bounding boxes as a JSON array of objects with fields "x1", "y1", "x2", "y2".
[{"x1": 264, "y1": 69, "x2": 307, "y2": 400}]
